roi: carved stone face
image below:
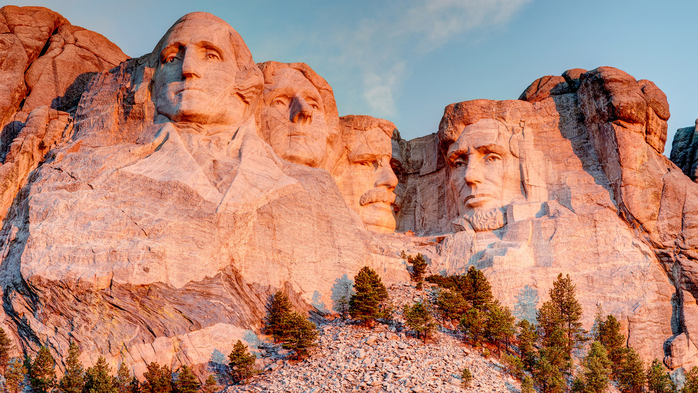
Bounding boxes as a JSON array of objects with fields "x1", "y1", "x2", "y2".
[
  {"x1": 261, "y1": 68, "x2": 330, "y2": 167},
  {"x1": 446, "y1": 119, "x2": 523, "y2": 224},
  {"x1": 336, "y1": 122, "x2": 398, "y2": 233},
  {"x1": 153, "y1": 19, "x2": 247, "y2": 128}
]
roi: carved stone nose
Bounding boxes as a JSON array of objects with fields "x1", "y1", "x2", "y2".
[{"x1": 290, "y1": 96, "x2": 313, "y2": 125}]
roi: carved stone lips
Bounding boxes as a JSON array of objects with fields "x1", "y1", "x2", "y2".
[{"x1": 464, "y1": 193, "x2": 495, "y2": 207}]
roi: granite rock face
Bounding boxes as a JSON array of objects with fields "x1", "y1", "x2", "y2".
[
  {"x1": 671, "y1": 120, "x2": 698, "y2": 182},
  {"x1": 0, "y1": 6, "x2": 696, "y2": 377}
]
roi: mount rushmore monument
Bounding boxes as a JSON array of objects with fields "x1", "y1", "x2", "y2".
[{"x1": 0, "y1": 6, "x2": 697, "y2": 376}]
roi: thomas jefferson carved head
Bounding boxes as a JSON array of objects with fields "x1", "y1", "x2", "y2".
[
  {"x1": 439, "y1": 100, "x2": 533, "y2": 231},
  {"x1": 151, "y1": 12, "x2": 263, "y2": 131},
  {"x1": 257, "y1": 61, "x2": 339, "y2": 169},
  {"x1": 334, "y1": 115, "x2": 398, "y2": 233}
]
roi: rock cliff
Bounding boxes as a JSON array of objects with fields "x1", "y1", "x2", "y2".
[{"x1": 0, "y1": 5, "x2": 696, "y2": 378}]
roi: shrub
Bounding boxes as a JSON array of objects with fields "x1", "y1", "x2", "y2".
[
  {"x1": 228, "y1": 340, "x2": 257, "y2": 384},
  {"x1": 403, "y1": 301, "x2": 437, "y2": 342}
]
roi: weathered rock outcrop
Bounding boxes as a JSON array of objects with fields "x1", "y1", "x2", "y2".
[
  {"x1": 671, "y1": 121, "x2": 698, "y2": 182},
  {"x1": 0, "y1": 5, "x2": 696, "y2": 379}
]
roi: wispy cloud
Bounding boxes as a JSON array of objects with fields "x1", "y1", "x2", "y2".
[{"x1": 332, "y1": 0, "x2": 531, "y2": 117}]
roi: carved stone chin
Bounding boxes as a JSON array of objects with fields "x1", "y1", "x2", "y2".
[{"x1": 464, "y1": 206, "x2": 506, "y2": 231}]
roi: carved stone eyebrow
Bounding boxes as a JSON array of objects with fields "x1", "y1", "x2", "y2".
[{"x1": 475, "y1": 143, "x2": 508, "y2": 156}]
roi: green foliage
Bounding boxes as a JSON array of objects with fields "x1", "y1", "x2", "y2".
[
  {"x1": 0, "y1": 327, "x2": 13, "y2": 374},
  {"x1": 683, "y1": 366, "x2": 698, "y2": 393},
  {"x1": 576, "y1": 341, "x2": 613, "y2": 393},
  {"x1": 521, "y1": 376, "x2": 535, "y2": 393},
  {"x1": 58, "y1": 341, "x2": 85, "y2": 393},
  {"x1": 459, "y1": 307, "x2": 486, "y2": 345},
  {"x1": 533, "y1": 352, "x2": 566, "y2": 393},
  {"x1": 403, "y1": 301, "x2": 437, "y2": 342},
  {"x1": 114, "y1": 362, "x2": 132, "y2": 393},
  {"x1": 5, "y1": 357, "x2": 27, "y2": 393},
  {"x1": 228, "y1": 340, "x2": 257, "y2": 384},
  {"x1": 617, "y1": 347, "x2": 646, "y2": 393},
  {"x1": 594, "y1": 313, "x2": 627, "y2": 378},
  {"x1": 264, "y1": 291, "x2": 294, "y2": 340},
  {"x1": 402, "y1": 251, "x2": 428, "y2": 289},
  {"x1": 485, "y1": 301, "x2": 516, "y2": 354},
  {"x1": 501, "y1": 354, "x2": 525, "y2": 380},
  {"x1": 460, "y1": 266, "x2": 494, "y2": 309},
  {"x1": 435, "y1": 289, "x2": 468, "y2": 325},
  {"x1": 517, "y1": 319, "x2": 538, "y2": 372},
  {"x1": 128, "y1": 377, "x2": 141, "y2": 393},
  {"x1": 172, "y1": 365, "x2": 199, "y2": 393},
  {"x1": 461, "y1": 367, "x2": 473, "y2": 388},
  {"x1": 543, "y1": 274, "x2": 585, "y2": 360},
  {"x1": 201, "y1": 375, "x2": 218, "y2": 393},
  {"x1": 646, "y1": 359, "x2": 675, "y2": 393},
  {"x1": 425, "y1": 274, "x2": 460, "y2": 289},
  {"x1": 84, "y1": 356, "x2": 117, "y2": 393},
  {"x1": 141, "y1": 362, "x2": 172, "y2": 393},
  {"x1": 349, "y1": 266, "x2": 390, "y2": 326},
  {"x1": 29, "y1": 345, "x2": 57, "y2": 393},
  {"x1": 277, "y1": 311, "x2": 318, "y2": 359}
]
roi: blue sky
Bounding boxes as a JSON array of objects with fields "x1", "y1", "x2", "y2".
[{"x1": 13, "y1": 0, "x2": 698, "y2": 152}]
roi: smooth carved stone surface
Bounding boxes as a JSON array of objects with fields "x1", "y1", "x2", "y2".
[{"x1": 0, "y1": 6, "x2": 696, "y2": 376}]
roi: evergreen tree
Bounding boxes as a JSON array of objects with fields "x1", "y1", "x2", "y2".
[
  {"x1": 521, "y1": 376, "x2": 535, "y2": 393},
  {"x1": 617, "y1": 347, "x2": 645, "y2": 393},
  {"x1": 485, "y1": 301, "x2": 516, "y2": 354},
  {"x1": 128, "y1": 377, "x2": 141, "y2": 393},
  {"x1": 683, "y1": 366, "x2": 698, "y2": 393},
  {"x1": 141, "y1": 362, "x2": 172, "y2": 393},
  {"x1": 594, "y1": 313, "x2": 627, "y2": 377},
  {"x1": 264, "y1": 291, "x2": 293, "y2": 340},
  {"x1": 0, "y1": 327, "x2": 13, "y2": 374},
  {"x1": 435, "y1": 289, "x2": 468, "y2": 327},
  {"x1": 172, "y1": 365, "x2": 199, "y2": 393},
  {"x1": 461, "y1": 367, "x2": 473, "y2": 388},
  {"x1": 577, "y1": 341, "x2": 613, "y2": 393},
  {"x1": 58, "y1": 341, "x2": 84, "y2": 393},
  {"x1": 501, "y1": 354, "x2": 525, "y2": 380},
  {"x1": 403, "y1": 301, "x2": 437, "y2": 342},
  {"x1": 517, "y1": 319, "x2": 538, "y2": 372},
  {"x1": 459, "y1": 307, "x2": 486, "y2": 345},
  {"x1": 546, "y1": 273, "x2": 585, "y2": 360},
  {"x1": 460, "y1": 266, "x2": 494, "y2": 309},
  {"x1": 646, "y1": 359, "x2": 675, "y2": 393},
  {"x1": 349, "y1": 266, "x2": 389, "y2": 327},
  {"x1": 114, "y1": 362, "x2": 132, "y2": 393},
  {"x1": 533, "y1": 353, "x2": 566, "y2": 393},
  {"x1": 402, "y1": 252, "x2": 428, "y2": 289},
  {"x1": 29, "y1": 345, "x2": 57, "y2": 393},
  {"x1": 201, "y1": 375, "x2": 218, "y2": 393},
  {"x1": 228, "y1": 340, "x2": 256, "y2": 385},
  {"x1": 5, "y1": 357, "x2": 27, "y2": 393},
  {"x1": 277, "y1": 311, "x2": 318, "y2": 359},
  {"x1": 84, "y1": 356, "x2": 117, "y2": 393}
]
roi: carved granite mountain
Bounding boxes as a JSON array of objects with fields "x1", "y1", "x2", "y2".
[{"x1": 0, "y1": 5, "x2": 696, "y2": 378}]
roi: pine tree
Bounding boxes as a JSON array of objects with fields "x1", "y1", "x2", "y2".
[
  {"x1": 683, "y1": 366, "x2": 698, "y2": 393},
  {"x1": 533, "y1": 353, "x2": 566, "y2": 393},
  {"x1": 228, "y1": 340, "x2": 256, "y2": 385},
  {"x1": 172, "y1": 365, "x2": 199, "y2": 393},
  {"x1": 201, "y1": 375, "x2": 218, "y2": 393},
  {"x1": 349, "y1": 266, "x2": 389, "y2": 327},
  {"x1": 577, "y1": 341, "x2": 613, "y2": 393},
  {"x1": 521, "y1": 376, "x2": 535, "y2": 393},
  {"x1": 485, "y1": 301, "x2": 516, "y2": 354},
  {"x1": 277, "y1": 311, "x2": 318, "y2": 359},
  {"x1": 517, "y1": 319, "x2": 538, "y2": 372},
  {"x1": 141, "y1": 362, "x2": 172, "y2": 393},
  {"x1": 402, "y1": 252, "x2": 428, "y2": 289},
  {"x1": 461, "y1": 367, "x2": 473, "y2": 388},
  {"x1": 617, "y1": 347, "x2": 645, "y2": 393},
  {"x1": 114, "y1": 362, "x2": 132, "y2": 393},
  {"x1": 594, "y1": 313, "x2": 627, "y2": 378},
  {"x1": 29, "y1": 345, "x2": 57, "y2": 393},
  {"x1": 459, "y1": 307, "x2": 486, "y2": 345},
  {"x1": 435, "y1": 289, "x2": 468, "y2": 326},
  {"x1": 403, "y1": 301, "x2": 437, "y2": 342},
  {"x1": 264, "y1": 291, "x2": 293, "y2": 340},
  {"x1": 0, "y1": 327, "x2": 13, "y2": 374},
  {"x1": 5, "y1": 357, "x2": 27, "y2": 393},
  {"x1": 460, "y1": 266, "x2": 494, "y2": 309},
  {"x1": 128, "y1": 376, "x2": 141, "y2": 393},
  {"x1": 84, "y1": 356, "x2": 117, "y2": 393},
  {"x1": 547, "y1": 273, "x2": 585, "y2": 360},
  {"x1": 646, "y1": 359, "x2": 675, "y2": 393},
  {"x1": 58, "y1": 341, "x2": 84, "y2": 393}
]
